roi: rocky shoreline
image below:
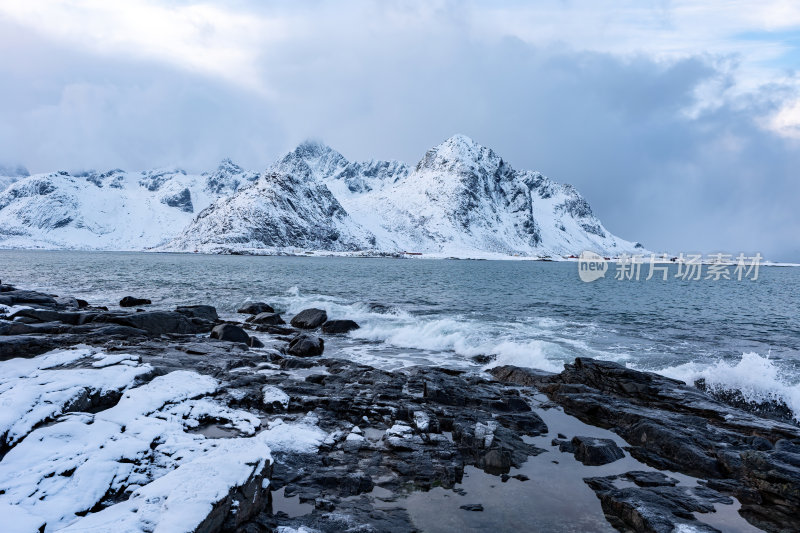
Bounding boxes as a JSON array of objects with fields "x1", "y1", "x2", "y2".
[{"x1": 1, "y1": 282, "x2": 798, "y2": 532}]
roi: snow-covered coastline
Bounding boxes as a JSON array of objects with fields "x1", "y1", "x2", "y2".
[{"x1": 1, "y1": 281, "x2": 799, "y2": 532}]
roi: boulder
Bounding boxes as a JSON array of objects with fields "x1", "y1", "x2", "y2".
[
  {"x1": 248, "y1": 336, "x2": 264, "y2": 348},
  {"x1": 248, "y1": 312, "x2": 285, "y2": 326},
  {"x1": 287, "y1": 334, "x2": 324, "y2": 357},
  {"x1": 176, "y1": 305, "x2": 219, "y2": 322},
  {"x1": 290, "y1": 308, "x2": 327, "y2": 329},
  {"x1": 120, "y1": 296, "x2": 152, "y2": 307},
  {"x1": 555, "y1": 436, "x2": 625, "y2": 465},
  {"x1": 211, "y1": 324, "x2": 251, "y2": 344},
  {"x1": 237, "y1": 302, "x2": 274, "y2": 315},
  {"x1": 321, "y1": 319, "x2": 360, "y2": 334}
]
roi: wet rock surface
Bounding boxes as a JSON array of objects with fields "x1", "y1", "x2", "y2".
[
  {"x1": 492, "y1": 358, "x2": 800, "y2": 533},
  {"x1": 0, "y1": 283, "x2": 797, "y2": 532}
]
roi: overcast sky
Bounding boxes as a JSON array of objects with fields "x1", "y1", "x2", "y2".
[{"x1": 1, "y1": 1, "x2": 799, "y2": 259}]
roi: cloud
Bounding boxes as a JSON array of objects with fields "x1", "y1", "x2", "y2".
[{"x1": 0, "y1": 1, "x2": 798, "y2": 259}]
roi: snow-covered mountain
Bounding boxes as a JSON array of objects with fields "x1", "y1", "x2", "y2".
[
  {"x1": 0, "y1": 161, "x2": 257, "y2": 250},
  {"x1": 163, "y1": 167, "x2": 378, "y2": 253},
  {"x1": 0, "y1": 136, "x2": 643, "y2": 257},
  {"x1": 162, "y1": 135, "x2": 642, "y2": 257}
]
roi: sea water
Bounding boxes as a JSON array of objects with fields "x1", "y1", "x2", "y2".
[{"x1": 2, "y1": 250, "x2": 798, "y2": 421}]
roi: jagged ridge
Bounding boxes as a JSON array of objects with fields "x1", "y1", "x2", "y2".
[{"x1": 0, "y1": 136, "x2": 643, "y2": 257}]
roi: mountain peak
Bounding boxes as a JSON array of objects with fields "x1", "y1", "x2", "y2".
[
  {"x1": 294, "y1": 139, "x2": 342, "y2": 159},
  {"x1": 270, "y1": 140, "x2": 349, "y2": 181},
  {"x1": 416, "y1": 134, "x2": 504, "y2": 174},
  {"x1": 216, "y1": 158, "x2": 243, "y2": 173}
]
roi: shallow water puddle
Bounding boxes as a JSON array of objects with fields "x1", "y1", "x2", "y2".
[
  {"x1": 270, "y1": 486, "x2": 314, "y2": 518},
  {"x1": 404, "y1": 403, "x2": 763, "y2": 533},
  {"x1": 192, "y1": 423, "x2": 240, "y2": 439}
]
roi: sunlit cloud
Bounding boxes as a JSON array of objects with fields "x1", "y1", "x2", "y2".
[{"x1": 0, "y1": 0, "x2": 289, "y2": 94}]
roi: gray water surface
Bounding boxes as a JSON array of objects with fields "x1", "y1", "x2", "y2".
[{"x1": 2, "y1": 250, "x2": 798, "y2": 418}]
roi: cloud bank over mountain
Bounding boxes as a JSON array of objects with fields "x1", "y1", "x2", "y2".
[{"x1": 0, "y1": 1, "x2": 798, "y2": 259}]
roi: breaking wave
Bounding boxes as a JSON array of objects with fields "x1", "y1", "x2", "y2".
[{"x1": 654, "y1": 352, "x2": 800, "y2": 423}]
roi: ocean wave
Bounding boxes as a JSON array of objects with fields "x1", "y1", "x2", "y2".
[{"x1": 653, "y1": 352, "x2": 800, "y2": 423}]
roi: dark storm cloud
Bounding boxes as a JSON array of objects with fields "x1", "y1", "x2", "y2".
[{"x1": 0, "y1": 2, "x2": 798, "y2": 260}]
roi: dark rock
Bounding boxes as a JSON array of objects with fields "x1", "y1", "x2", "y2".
[
  {"x1": 248, "y1": 336, "x2": 264, "y2": 348},
  {"x1": 94, "y1": 311, "x2": 204, "y2": 335},
  {"x1": 76, "y1": 299, "x2": 89, "y2": 308},
  {"x1": 175, "y1": 305, "x2": 218, "y2": 322},
  {"x1": 584, "y1": 474, "x2": 729, "y2": 533},
  {"x1": 623, "y1": 471, "x2": 679, "y2": 487},
  {"x1": 119, "y1": 296, "x2": 151, "y2": 307},
  {"x1": 0, "y1": 321, "x2": 72, "y2": 335},
  {"x1": 254, "y1": 325, "x2": 295, "y2": 335},
  {"x1": 287, "y1": 334, "x2": 324, "y2": 357},
  {"x1": 162, "y1": 187, "x2": 193, "y2": 213},
  {"x1": 489, "y1": 365, "x2": 556, "y2": 387},
  {"x1": 564, "y1": 436, "x2": 625, "y2": 466},
  {"x1": 0, "y1": 335, "x2": 64, "y2": 360},
  {"x1": 0, "y1": 289, "x2": 58, "y2": 307},
  {"x1": 9, "y1": 308, "x2": 91, "y2": 326},
  {"x1": 211, "y1": 324, "x2": 251, "y2": 344},
  {"x1": 321, "y1": 319, "x2": 359, "y2": 334},
  {"x1": 237, "y1": 302, "x2": 275, "y2": 315},
  {"x1": 459, "y1": 504, "x2": 484, "y2": 511},
  {"x1": 290, "y1": 308, "x2": 327, "y2": 329},
  {"x1": 248, "y1": 312, "x2": 285, "y2": 326},
  {"x1": 529, "y1": 357, "x2": 800, "y2": 532}
]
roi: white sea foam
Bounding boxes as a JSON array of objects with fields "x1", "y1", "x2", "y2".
[
  {"x1": 268, "y1": 288, "x2": 800, "y2": 422},
  {"x1": 270, "y1": 287, "x2": 586, "y2": 372},
  {"x1": 652, "y1": 352, "x2": 800, "y2": 422}
]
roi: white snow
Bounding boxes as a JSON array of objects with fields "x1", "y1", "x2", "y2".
[
  {"x1": 59, "y1": 434, "x2": 272, "y2": 533},
  {"x1": 0, "y1": 349, "x2": 331, "y2": 532},
  {"x1": 262, "y1": 385, "x2": 290, "y2": 409},
  {"x1": 0, "y1": 347, "x2": 151, "y2": 448},
  {"x1": 0, "y1": 161, "x2": 256, "y2": 251},
  {"x1": 0, "y1": 136, "x2": 645, "y2": 258},
  {"x1": 257, "y1": 414, "x2": 328, "y2": 453}
]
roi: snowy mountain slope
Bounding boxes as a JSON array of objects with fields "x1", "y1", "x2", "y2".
[
  {"x1": 159, "y1": 167, "x2": 378, "y2": 253},
  {"x1": 0, "y1": 160, "x2": 257, "y2": 250},
  {"x1": 269, "y1": 140, "x2": 409, "y2": 193},
  {"x1": 0, "y1": 136, "x2": 643, "y2": 256},
  {"x1": 272, "y1": 135, "x2": 640, "y2": 256}
]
